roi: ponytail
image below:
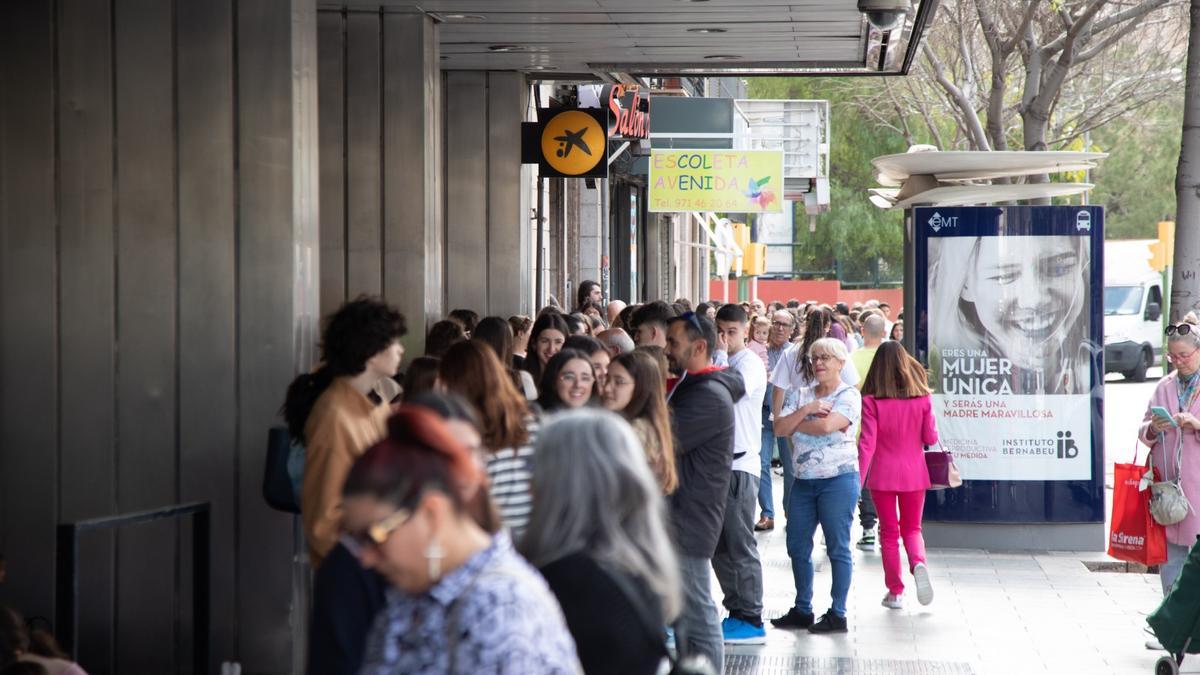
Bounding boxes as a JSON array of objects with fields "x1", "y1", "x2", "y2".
[{"x1": 282, "y1": 366, "x2": 335, "y2": 443}]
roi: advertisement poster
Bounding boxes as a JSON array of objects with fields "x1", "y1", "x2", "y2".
[
  {"x1": 649, "y1": 150, "x2": 783, "y2": 213},
  {"x1": 915, "y1": 206, "x2": 1105, "y2": 522}
]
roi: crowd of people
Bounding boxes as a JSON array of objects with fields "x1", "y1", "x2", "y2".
[{"x1": 276, "y1": 281, "x2": 938, "y2": 675}]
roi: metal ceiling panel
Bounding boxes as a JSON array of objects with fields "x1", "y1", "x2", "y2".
[{"x1": 318, "y1": 0, "x2": 937, "y2": 77}]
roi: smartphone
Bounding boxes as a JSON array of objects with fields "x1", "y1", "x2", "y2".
[{"x1": 1151, "y1": 406, "x2": 1178, "y2": 426}]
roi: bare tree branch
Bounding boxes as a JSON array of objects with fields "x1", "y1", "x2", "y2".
[
  {"x1": 922, "y1": 41, "x2": 993, "y2": 150},
  {"x1": 1041, "y1": 0, "x2": 1174, "y2": 57},
  {"x1": 1003, "y1": 0, "x2": 1042, "y2": 53}
]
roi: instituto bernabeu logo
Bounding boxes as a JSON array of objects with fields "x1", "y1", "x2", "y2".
[{"x1": 928, "y1": 212, "x2": 958, "y2": 233}]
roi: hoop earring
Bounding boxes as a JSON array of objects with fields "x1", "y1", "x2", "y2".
[{"x1": 425, "y1": 538, "x2": 444, "y2": 582}]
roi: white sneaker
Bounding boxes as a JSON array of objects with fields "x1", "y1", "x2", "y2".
[
  {"x1": 913, "y1": 563, "x2": 934, "y2": 606},
  {"x1": 1146, "y1": 638, "x2": 1164, "y2": 650},
  {"x1": 881, "y1": 593, "x2": 903, "y2": 609}
]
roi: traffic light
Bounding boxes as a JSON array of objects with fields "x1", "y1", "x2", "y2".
[
  {"x1": 730, "y1": 222, "x2": 751, "y2": 255},
  {"x1": 743, "y1": 243, "x2": 767, "y2": 276},
  {"x1": 1150, "y1": 220, "x2": 1175, "y2": 272}
]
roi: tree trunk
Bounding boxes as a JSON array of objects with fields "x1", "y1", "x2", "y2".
[
  {"x1": 1023, "y1": 108, "x2": 1052, "y2": 202},
  {"x1": 1171, "y1": 0, "x2": 1200, "y2": 321}
]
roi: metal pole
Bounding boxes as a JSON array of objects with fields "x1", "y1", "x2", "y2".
[
  {"x1": 55, "y1": 525, "x2": 79, "y2": 658},
  {"x1": 193, "y1": 508, "x2": 211, "y2": 675},
  {"x1": 536, "y1": 176, "x2": 545, "y2": 308}
]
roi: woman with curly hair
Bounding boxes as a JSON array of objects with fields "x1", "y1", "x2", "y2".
[{"x1": 282, "y1": 296, "x2": 407, "y2": 567}]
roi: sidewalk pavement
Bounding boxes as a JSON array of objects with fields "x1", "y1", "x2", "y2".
[{"x1": 716, "y1": 477, "x2": 1189, "y2": 674}]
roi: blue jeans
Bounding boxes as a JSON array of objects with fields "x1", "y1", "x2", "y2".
[
  {"x1": 1162, "y1": 542, "x2": 1189, "y2": 595},
  {"x1": 759, "y1": 407, "x2": 794, "y2": 519},
  {"x1": 785, "y1": 472, "x2": 860, "y2": 618}
]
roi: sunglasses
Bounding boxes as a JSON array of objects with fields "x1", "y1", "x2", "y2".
[
  {"x1": 346, "y1": 508, "x2": 413, "y2": 553},
  {"x1": 1167, "y1": 324, "x2": 1194, "y2": 336},
  {"x1": 680, "y1": 311, "x2": 705, "y2": 334}
]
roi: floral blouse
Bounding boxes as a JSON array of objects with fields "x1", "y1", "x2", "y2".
[
  {"x1": 780, "y1": 383, "x2": 862, "y2": 480},
  {"x1": 359, "y1": 532, "x2": 581, "y2": 675}
]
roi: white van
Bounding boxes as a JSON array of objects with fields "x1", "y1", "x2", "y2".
[{"x1": 1104, "y1": 272, "x2": 1164, "y2": 381}]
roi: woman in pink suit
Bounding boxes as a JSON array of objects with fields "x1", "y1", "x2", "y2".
[
  {"x1": 858, "y1": 342, "x2": 939, "y2": 609},
  {"x1": 1140, "y1": 314, "x2": 1200, "y2": 597}
]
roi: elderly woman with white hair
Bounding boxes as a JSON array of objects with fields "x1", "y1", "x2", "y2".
[
  {"x1": 770, "y1": 337, "x2": 862, "y2": 635},
  {"x1": 520, "y1": 409, "x2": 681, "y2": 675}
]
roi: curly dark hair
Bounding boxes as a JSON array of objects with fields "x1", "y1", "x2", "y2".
[
  {"x1": 321, "y1": 296, "x2": 407, "y2": 376},
  {"x1": 282, "y1": 296, "x2": 407, "y2": 442}
]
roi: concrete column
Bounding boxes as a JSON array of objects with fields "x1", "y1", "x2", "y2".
[
  {"x1": 485, "y1": 71, "x2": 530, "y2": 317},
  {"x1": 445, "y1": 71, "x2": 489, "y2": 314},
  {"x1": 441, "y1": 69, "x2": 532, "y2": 318},
  {"x1": 236, "y1": 0, "x2": 321, "y2": 669},
  {"x1": 383, "y1": 13, "x2": 442, "y2": 354}
]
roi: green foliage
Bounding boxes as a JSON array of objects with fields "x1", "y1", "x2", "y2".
[
  {"x1": 747, "y1": 77, "x2": 906, "y2": 283},
  {"x1": 1089, "y1": 104, "x2": 1182, "y2": 239},
  {"x1": 749, "y1": 73, "x2": 1184, "y2": 247}
]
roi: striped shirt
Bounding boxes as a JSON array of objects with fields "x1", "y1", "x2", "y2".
[{"x1": 486, "y1": 419, "x2": 538, "y2": 541}]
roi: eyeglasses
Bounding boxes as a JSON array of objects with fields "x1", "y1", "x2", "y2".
[
  {"x1": 807, "y1": 354, "x2": 838, "y2": 364},
  {"x1": 1167, "y1": 349, "x2": 1198, "y2": 363},
  {"x1": 1167, "y1": 324, "x2": 1194, "y2": 336},
  {"x1": 771, "y1": 321, "x2": 794, "y2": 329},
  {"x1": 352, "y1": 508, "x2": 413, "y2": 549},
  {"x1": 559, "y1": 372, "x2": 595, "y2": 385}
]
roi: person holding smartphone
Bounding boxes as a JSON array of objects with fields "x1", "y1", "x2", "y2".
[{"x1": 1139, "y1": 313, "x2": 1200, "y2": 612}]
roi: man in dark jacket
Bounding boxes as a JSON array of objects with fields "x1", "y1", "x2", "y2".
[{"x1": 665, "y1": 312, "x2": 745, "y2": 671}]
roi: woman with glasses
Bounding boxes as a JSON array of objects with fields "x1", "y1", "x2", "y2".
[
  {"x1": 770, "y1": 337, "x2": 862, "y2": 635},
  {"x1": 344, "y1": 407, "x2": 579, "y2": 675},
  {"x1": 600, "y1": 350, "x2": 679, "y2": 495},
  {"x1": 1140, "y1": 313, "x2": 1200, "y2": 602},
  {"x1": 538, "y1": 348, "x2": 599, "y2": 412}
]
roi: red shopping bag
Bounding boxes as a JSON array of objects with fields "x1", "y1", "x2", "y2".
[{"x1": 1108, "y1": 449, "x2": 1167, "y2": 566}]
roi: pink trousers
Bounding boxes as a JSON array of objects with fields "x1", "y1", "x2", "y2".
[{"x1": 871, "y1": 489, "x2": 927, "y2": 595}]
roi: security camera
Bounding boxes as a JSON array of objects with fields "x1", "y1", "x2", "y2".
[{"x1": 858, "y1": 0, "x2": 912, "y2": 31}]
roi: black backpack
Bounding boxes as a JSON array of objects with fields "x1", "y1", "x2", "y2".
[{"x1": 263, "y1": 426, "x2": 302, "y2": 513}]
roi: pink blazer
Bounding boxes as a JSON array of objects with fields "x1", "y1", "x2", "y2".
[
  {"x1": 858, "y1": 395, "x2": 939, "y2": 492},
  {"x1": 1139, "y1": 373, "x2": 1200, "y2": 547}
]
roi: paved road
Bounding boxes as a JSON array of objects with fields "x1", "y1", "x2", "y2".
[{"x1": 1104, "y1": 367, "x2": 1162, "y2": 481}]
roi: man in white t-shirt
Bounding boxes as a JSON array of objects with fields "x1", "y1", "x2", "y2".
[
  {"x1": 712, "y1": 304, "x2": 768, "y2": 644},
  {"x1": 770, "y1": 336, "x2": 859, "y2": 421}
]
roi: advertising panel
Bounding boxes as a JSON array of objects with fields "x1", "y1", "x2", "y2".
[
  {"x1": 649, "y1": 150, "x2": 783, "y2": 213},
  {"x1": 914, "y1": 206, "x2": 1105, "y2": 522}
]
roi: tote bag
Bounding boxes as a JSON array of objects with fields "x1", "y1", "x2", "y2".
[{"x1": 1108, "y1": 445, "x2": 1167, "y2": 566}]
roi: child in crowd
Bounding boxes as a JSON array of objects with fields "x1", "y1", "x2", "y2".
[{"x1": 748, "y1": 316, "x2": 771, "y2": 369}]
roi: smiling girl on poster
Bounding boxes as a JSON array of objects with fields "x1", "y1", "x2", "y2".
[{"x1": 927, "y1": 235, "x2": 1098, "y2": 396}]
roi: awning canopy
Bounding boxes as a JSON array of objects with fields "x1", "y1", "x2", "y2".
[{"x1": 325, "y1": 0, "x2": 938, "y2": 78}]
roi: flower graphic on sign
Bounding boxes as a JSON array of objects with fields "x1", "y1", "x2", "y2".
[{"x1": 744, "y1": 176, "x2": 776, "y2": 210}]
